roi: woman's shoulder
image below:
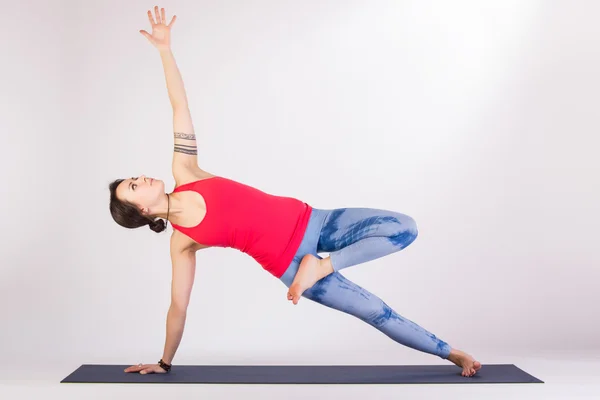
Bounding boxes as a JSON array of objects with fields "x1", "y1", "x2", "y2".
[{"x1": 173, "y1": 165, "x2": 218, "y2": 187}]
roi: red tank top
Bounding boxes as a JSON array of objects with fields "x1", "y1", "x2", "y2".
[{"x1": 171, "y1": 176, "x2": 313, "y2": 278}]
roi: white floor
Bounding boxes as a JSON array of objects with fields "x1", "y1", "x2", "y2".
[{"x1": 2, "y1": 354, "x2": 599, "y2": 400}]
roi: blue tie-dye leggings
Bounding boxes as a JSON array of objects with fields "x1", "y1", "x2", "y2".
[{"x1": 279, "y1": 207, "x2": 452, "y2": 359}]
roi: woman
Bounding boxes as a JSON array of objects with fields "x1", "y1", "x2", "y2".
[{"x1": 111, "y1": 7, "x2": 481, "y2": 377}]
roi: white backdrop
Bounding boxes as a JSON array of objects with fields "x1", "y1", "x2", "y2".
[{"x1": 1, "y1": 0, "x2": 599, "y2": 370}]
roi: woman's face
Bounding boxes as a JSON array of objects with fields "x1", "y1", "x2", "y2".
[{"x1": 116, "y1": 175, "x2": 165, "y2": 215}]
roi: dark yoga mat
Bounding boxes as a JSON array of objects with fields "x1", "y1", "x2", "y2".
[{"x1": 61, "y1": 364, "x2": 543, "y2": 384}]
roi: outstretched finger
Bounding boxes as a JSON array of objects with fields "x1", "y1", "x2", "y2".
[
  {"x1": 161, "y1": 8, "x2": 166, "y2": 24},
  {"x1": 168, "y1": 14, "x2": 177, "y2": 28},
  {"x1": 147, "y1": 10, "x2": 155, "y2": 26},
  {"x1": 124, "y1": 364, "x2": 143, "y2": 372},
  {"x1": 154, "y1": 6, "x2": 161, "y2": 24},
  {"x1": 139, "y1": 30, "x2": 155, "y2": 44}
]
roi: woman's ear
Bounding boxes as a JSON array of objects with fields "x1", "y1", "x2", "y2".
[{"x1": 140, "y1": 207, "x2": 149, "y2": 216}]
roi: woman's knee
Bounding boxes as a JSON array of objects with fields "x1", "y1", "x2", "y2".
[
  {"x1": 397, "y1": 213, "x2": 418, "y2": 233},
  {"x1": 388, "y1": 213, "x2": 418, "y2": 249}
]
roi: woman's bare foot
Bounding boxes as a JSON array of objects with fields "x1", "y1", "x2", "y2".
[
  {"x1": 447, "y1": 348, "x2": 482, "y2": 377},
  {"x1": 287, "y1": 255, "x2": 334, "y2": 305}
]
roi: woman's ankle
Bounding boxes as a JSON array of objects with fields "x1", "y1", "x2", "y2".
[{"x1": 319, "y1": 256, "x2": 334, "y2": 275}]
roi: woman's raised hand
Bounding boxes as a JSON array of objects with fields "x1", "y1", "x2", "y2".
[{"x1": 139, "y1": 6, "x2": 176, "y2": 51}]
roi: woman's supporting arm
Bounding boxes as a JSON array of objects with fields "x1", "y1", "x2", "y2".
[
  {"x1": 161, "y1": 239, "x2": 198, "y2": 365},
  {"x1": 161, "y1": 305, "x2": 187, "y2": 365}
]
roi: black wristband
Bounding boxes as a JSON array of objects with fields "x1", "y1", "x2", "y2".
[{"x1": 158, "y1": 359, "x2": 172, "y2": 372}]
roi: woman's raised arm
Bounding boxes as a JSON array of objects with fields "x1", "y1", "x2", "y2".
[
  {"x1": 140, "y1": 6, "x2": 188, "y2": 109},
  {"x1": 140, "y1": 7, "x2": 199, "y2": 173}
]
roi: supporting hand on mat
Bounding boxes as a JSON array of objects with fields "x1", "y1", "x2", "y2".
[
  {"x1": 139, "y1": 6, "x2": 176, "y2": 52},
  {"x1": 124, "y1": 363, "x2": 168, "y2": 374}
]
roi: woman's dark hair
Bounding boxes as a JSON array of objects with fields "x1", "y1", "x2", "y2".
[{"x1": 108, "y1": 178, "x2": 167, "y2": 233}]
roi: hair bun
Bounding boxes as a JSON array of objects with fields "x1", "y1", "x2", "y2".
[{"x1": 149, "y1": 218, "x2": 166, "y2": 233}]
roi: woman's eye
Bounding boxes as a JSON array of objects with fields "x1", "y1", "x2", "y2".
[{"x1": 132, "y1": 184, "x2": 137, "y2": 190}]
